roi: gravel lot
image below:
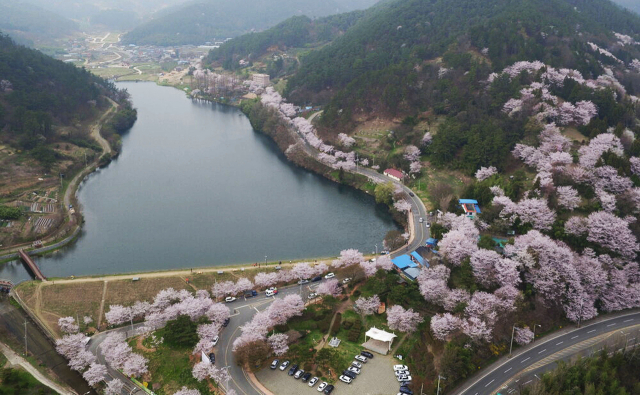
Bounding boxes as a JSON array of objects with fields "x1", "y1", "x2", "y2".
[{"x1": 256, "y1": 353, "x2": 400, "y2": 395}]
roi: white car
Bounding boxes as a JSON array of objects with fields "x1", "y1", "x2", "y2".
[
  {"x1": 426, "y1": 223, "x2": 431, "y2": 228},
  {"x1": 317, "y1": 382, "x2": 328, "y2": 392},
  {"x1": 265, "y1": 289, "x2": 275, "y2": 297},
  {"x1": 354, "y1": 355, "x2": 367, "y2": 363},
  {"x1": 225, "y1": 296, "x2": 236, "y2": 303},
  {"x1": 339, "y1": 375, "x2": 352, "y2": 384},
  {"x1": 342, "y1": 277, "x2": 352, "y2": 284},
  {"x1": 298, "y1": 279, "x2": 310, "y2": 285},
  {"x1": 325, "y1": 272, "x2": 335, "y2": 279},
  {"x1": 308, "y1": 293, "x2": 318, "y2": 300},
  {"x1": 397, "y1": 375, "x2": 412, "y2": 382},
  {"x1": 308, "y1": 377, "x2": 319, "y2": 387},
  {"x1": 347, "y1": 366, "x2": 361, "y2": 375},
  {"x1": 395, "y1": 370, "x2": 410, "y2": 377},
  {"x1": 294, "y1": 369, "x2": 305, "y2": 379},
  {"x1": 419, "y1": 217, "x2": 423, "y2": 223},
  {"x1": 212, "y1": 336, "x2": 219, "y2": 346},
  {"x1": 351, "y1": 361, "x2": 362, "y2": 369},
  {"x1": 393, "y1": 365, "x2": 409, "y2": 371},
  {"x1": 279, "y1": 361, "x2": 290, "y2": 371}
]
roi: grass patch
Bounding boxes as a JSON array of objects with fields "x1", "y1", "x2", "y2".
[
  {"x1": 105, "y1": 277, "x2": 191, "y2": 306},
  {"x1": 0, "y1": 366, "x2": 57, "y2": 394}
]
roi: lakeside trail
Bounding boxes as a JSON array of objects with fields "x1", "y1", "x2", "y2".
[{"x1": 0, "y1": 98, "x2": 118, "y2": 258}]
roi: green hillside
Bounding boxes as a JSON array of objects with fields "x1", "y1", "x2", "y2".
[
  {"x1": 0, "y1": 0, "x2": 79, "y2": 44},
  {"x1": 121, "y1": 0, "x2": 379, "y2": 46}
]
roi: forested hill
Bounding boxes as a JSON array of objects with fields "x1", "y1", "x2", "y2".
[
  {"x1": 0, "y1": 0, "x2": 79, "y2": 45},
  {"x1": 0, "y1": 34, "x2": 127, "y2": 163},
  {"x1": 121, "y1": 0, "x2": 380, "y2": 46},
  {"x1": 205, "y1": 11, "x2": 367, "y2": 70}
]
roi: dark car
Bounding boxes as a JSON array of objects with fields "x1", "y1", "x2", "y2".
[
  {"x1": 361, "y1": 350, "x2": 374, "y2": 359},
  {"x1": 342, "y1": 370, "x2": 357, "y2": 379},
  {"x1": 270, "y1": 359, "x2": 279, "y2": 369},
  {"x1": 302, "y1": 372, "x2": 312, "y2": 382},
  {"x1": 244, "y1": 290, "x2": 258, "y2": 298},
  {"x1": 222, "y1": 318, "x2": 230, "y2": 327},
  {"x1": 400, "y1": 385, "x2": 414, "y2": 395},
  {"x1": 208, "y1": 353, "x2": 215, "y2": 364},
  {"x1": 311, "y1": 276, "x2": 322, "y2": 282},
  {"x1": 400, "y1": 380, "x2": 412, "y2": 387},
  {"x1": 409, "y1": 192, "x2": 414, "y2": 197},
  {"x1": 288, "y1": 364, "x2": 299, "y2": 376},
  {"x1": 323, "y1": 384, "x2": 334, "y2": 394}
]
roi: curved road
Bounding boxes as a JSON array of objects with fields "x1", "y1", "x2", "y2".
[{"x1": 456, "y1": 311, "x2": 640, "y2": 395}]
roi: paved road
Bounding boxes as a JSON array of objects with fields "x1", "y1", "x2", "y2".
[
  {"x1": 219, "y1": 280, "x2": 326, "y2": 395},
  {"x1": 456, "y1": 311, "x2": 640, "y2": 395}
]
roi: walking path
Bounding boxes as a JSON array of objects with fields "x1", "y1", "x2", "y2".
[{"x1": 0, "y1": 341, "x2": 75, "y2": 395}]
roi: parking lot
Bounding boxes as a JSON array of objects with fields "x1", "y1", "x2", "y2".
[{"x1": 256, "y1": 353, "x2": 400, "y2": 395}]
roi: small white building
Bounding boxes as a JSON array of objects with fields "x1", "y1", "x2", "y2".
[
  {"x1": 363, "y1": 327, "x2": 397, "y2": 354},
  {"x1": 252, "y1": 73, "x2": 271, "y2": 87},
  {"x1": 383, "y1": 168, "x2": 404, "y2": 182}
]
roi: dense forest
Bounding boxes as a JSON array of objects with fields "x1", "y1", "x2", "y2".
[
  {"x1": 122, "y1": 0, "x2": 378, "y2": 46},
  {"x1": 0, "y1": 0, "x2": 78, "y2": 44},
  {"x1": 206, "y1": 11, "x2": 367, "y2": 71},
  {"x1": 0, "y1": 33, "x2": 129, "y2": 168}
]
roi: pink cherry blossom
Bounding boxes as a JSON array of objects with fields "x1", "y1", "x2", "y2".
[
  {"x1": 317, "y1": 279, "x2": 341, "y2": 297},
  {"x1": 422, "y1": 132, "x2": 433, "y2": 146},
  {"x1": 58, "y1": 317, "x2": 79, "y2": 334},
  {"x1": 586, "y1": 211, "x2": 639, "y2": 259},
  {"x1": 565, "y1": 216, "x2": 588, "y2": 236},
  {"x1": 404, "y1": 145, "x2": 421, "y2": 162},
  {"x1": 514, "y1": 327, "x2": 534, "y2": 345},
  {"x1": 556, "y1": 186, "x2": 581, "y2": 210},
  {"x1": 393, "y1": 200, "x2": 412, "y2": 213},
  {"x1": 82, "y1": 363, "x2": 107, "y2": 386},
  {"x1": 430, "y1": 313, "x2": 463, "y2": 341},
  {"x1": 105, "y1": 379, "x2": 124, "y2": 395},
  {"x1": 386, "y1": 305, "x2": 423, "y2": 333},
  {"x1": 174, "y1": 387, "x2": 201, "y2": 395},
  {"x1": 409, "y1": 161, "x2": 422, "y2": 174},
  {"x1": 268, "y1": 333, "x2": 289, "y2": 356},
  {"x1": 254, "y1": 272, "x2": 279, "y2": 288},
  {"x1": 338, "y1": 133, "x2": 356, "y2": 148},
  {"x1": 462, "y1": 317, "x2": 492, "y2": 342},
  {"x1": 332, "y1": 249, "x2": 364, "y2": 268},
  {"x1": 438, "y1": 230, "x2": 478, "y2": 265},
  {"x1": 475, "y1": 166, "x2": 497, "y2": 181},
  {"x1": 354, "y1": 295, "x2": 380, "y2": 315}
]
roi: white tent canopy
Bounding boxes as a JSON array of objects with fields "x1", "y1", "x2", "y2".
[{"x1": 364, "y1": 327, "x2": 397, "y2": 351}]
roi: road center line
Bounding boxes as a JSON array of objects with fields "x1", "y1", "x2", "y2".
[
  {"x1": 521, "y1": 357, "x2": 530, "y2": 363},
  {"x1": 524, "y1": 380, "x2": 532, "y2": 385},
  {"x1": 484, "y1": 379, "x2": 495, "y2": 387},
  {"x1": 607, "y1": 323, "x2": 616, "y2": 327},
  {"x1": 504, "y1": 367, "x2": 512, "y2": 373},
  {"x1": 624, "y1": 319, "x2": 634, "y2": 322},
  {"x1": 556, "y1": 341, "x2": 563, "y2": 345},
  {"x1": 588, "y1": 329, "x2": 596, "y2": 333},
  {"x1": 538, "y1": 349, "x2": 546, "y2": 354},
  {"x1": 571, "y1": 335, "x2": 579, "y2": 339}
]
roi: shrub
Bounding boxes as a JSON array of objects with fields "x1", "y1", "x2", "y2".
[
  {"x1": 162, "y1": 315, "x2": 198, "y2": 348},
  {"x1": 330, "y1": 313, "x2": 342, "y2": 336}
]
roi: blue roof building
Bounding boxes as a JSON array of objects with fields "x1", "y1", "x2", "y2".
[
  {"x1": 410, "y1": 251, "x2": 427, "y2": 266},
  {"x1": 402, "y1": 267, "x2": 422, "y2": 281},
  {"x1": 392, "y1": 255, "x2": 418, "y2": 270},
  {"x1": 459, "y1": 199, "x2": 482, "y2": 217},
  {"x1": 426, "y1": 238, "x2": 438, "y2": 247}
]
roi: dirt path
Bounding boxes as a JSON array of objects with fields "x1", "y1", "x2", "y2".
[
  {"x1": 0, "y1": 341, "x2": 75, "y2": 395},
  {"x1": 97, "y1": 281, "x2": 108, "y2": 329}
]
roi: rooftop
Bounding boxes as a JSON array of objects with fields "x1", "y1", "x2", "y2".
[{"x1": 383, "y1": 168, "x2": 404, "y2": 179}]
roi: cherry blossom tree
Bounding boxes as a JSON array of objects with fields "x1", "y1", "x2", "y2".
[
  {"x1": 376, "y1": 255, "x2": 393, "y2": 271},
  {"x1": 55, "y1": 333, "x2": 89, "y2": 361},
  {"x1": 586, "y1": 211, "x2": 639, "y2": 259},
  {"x1": 404, "y1": 145, "x2": 421, "y2": 162},
  {"x1": 469, "y1": 249, "x2": 502, "y2": 287},
  {"x1": 354, "y1": 295, "x2": 380, "y2": 316},
  {"x1": 105, "y1": 305, "x2": 133, "y2": 326},
  {"x1": 578, "y1": 133, "x2": 624, "y2": 169},
  {"x1": 290, "y1": 263, "x2": 315, "y2": 280},
  {"x1": 475, "y1": 166, "x2": 497, "y2": 181},
  {"x1": 462, "y1": 317, "x2": 492, "y2": 342},
  {"x1": 630, "y1": 157, "x2": 640, "y2": 176},
  {"x1": 268, "y1": 333, "x2": 289, "y2": 356},
  {"x1": 556, "y1": 186, "x2": 581, "y2": 210},
  {"x1": 565, "y1": 216, "x2": 588, "y2": 236},
  {"x1": 333, "y1": 249, "x2": 364, "y2": 268},
  {"x1": 205, "y1": 303, "x2": 230, "y2": 325},
  {"x1": 174, "y1": 387, "x2": 201, "y2": 395},
  {"x1": 596, "y1": 189, "x2": 617, "y2": 212},
  {"x1": 58, "y1": 317, "x2": 79, "y2": 334},
  {"x1": 192, "y1": 361, "x2": 214, "y2": 381},
  {"x1": 514, "y1": 327, "x2": 534, "y2": 345},
  {"x1": 393, "y1": 200, "x2": 412, "y2": 213},
  {"x1": 386, "y1": 305, "x2": 423, "y2": 333},
  {"x1": 493, "y1": 196, "x2": 556, "y2": 231},
  {"x1": 122, "y1": 353, "x2": 148, "y2": 377},
  {"x1": 211, "y1": 281, "x2": 236, "y2": 299},
  {"x1": 430, "y1": 313, "x2": 463, "y2": 341},
  {"x1": 105, "y1": 379, "x2": 124, "y2": 395},
  {"x1": 254, "y1": 272, "x2": 279, "y2": 288},
  {"x1": 234, "y1": 278, "x2": 254, "y2": 293},
  {"x1": 360, "y1": 261, "x2": 378, "y2": 277},
  {"x1": 439, "y1": 230, "x2": 479, "y2": 265},
  {"x1": 313, "y1": 262, "x2": 329, "y2": 276},
  {"x1": 417, "y1": 266, "x2": 451, "y2": 306},
  {"x1": 409, "y1": 161, "x2": 422, "y2": 174},
  {"x1": 317, "y1": 279, "x2": 341, "y2": 297},
  {"x1": 82, "y1": 363, "x2": 107, "y2": 386},
  {"x1": 338, "y1": 133, "x2": 356, "y2": 148},
  {"x1": 83, "y1": 316, "x2": 93, "y2": 326},
  {"x1": 422, "y1": 132, "x2": 433, "y2": 146}
]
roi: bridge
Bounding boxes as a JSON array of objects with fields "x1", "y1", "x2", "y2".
[{"x1": 18, "y1": 250, "x2": 47, "y2": 281}]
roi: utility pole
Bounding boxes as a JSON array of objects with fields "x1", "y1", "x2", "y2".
[
  {"x1": 509, "y1": 325, "x2": 516, "y2": 357},
  {"x1": 375, "y1": 244, "x2": 378, "y2": 255},
  {"x1": 437, "y1": 375, "x2": 446, "y2": 395},
  {"x1": 24, "y1": 320, "x2": 28, "y2": 355},
  {"x1": 533, "y1": 324, "x2": 541, "y2": 342}
]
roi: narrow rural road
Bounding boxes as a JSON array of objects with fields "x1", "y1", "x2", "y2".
[{"x1": 455, "y1": 311, "x2": 640, "y2": 395}]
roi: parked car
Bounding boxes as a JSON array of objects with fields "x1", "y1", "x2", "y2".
[
  {"x1": 323, "y1": 384, "x2": 334, "y2": 394},
  {"x1": 288, "y1": 364, "x2": 299, "y2": 376},
  {"x1": 400, "y1": 380, "x2": 412, "y2": 387},
  {"x1": 244, "y1": 290, "x2": 258, "y2": 298},
  {"x1": 351, "y1": 361, "x2": 362, "y2": 369},
  {"x1": 298, "y1": 279, "x2": 310, "y2": 285},
  {"x1": 212, "y1": 335, "x2": 219, "y2": 346},
  {"x1": 342, "y1": 370, "x2": 357, "y2": 379},
  {"x1": 409, "y1": 192, "x2": 415, "y2": 197},
  {"x1": 393, "y1": 365, "x2": 409, "y2": 371},
  {"x1": 397, "y1": 375, "x2": 412, "y2": 382},
  {"x1": 279, "y1": 360, "x2": 290, "y2": 371},
  {"x1": 399, "y1": 385, "x2": 414, "y2": 395},
  {"x1": 266, "y1": 289, "x2": 276, "y2": 297},
  {"x1": 317, "y1": 382, "x2": 328, "y2": 392},
  {"x1": 225, "y1": 296, "x2": 236, "y2": 303},
  {"x1": 222, "y1": 318, "x2": 230, "y2": 327},
  {"x1": 339, "y1": 375, "x2": 352, "y2": 384},
  {"x1": 354, "y1": 355, "x2": 368, "y2": 363},
  {"x1": 419, "y1": 217, "x2": 423, "y2": 223},
  {"x1": 311, "y1": 276, "x2": 322, "y2": 282},
  {"x1": 325, "y1": 273, "x2": 335, "y2": 279},
  {"x1": 294, "y1": 369, "x2": 305, "y2": 379},
  {"x1": 426, "y1": 223, "x2": 431, "y2": 228},
  {"x1": 308, "y1": 377, "x2": 319, "y2": 387},
  {"x1": 302, "y1": 372, "x2": 312, "y2": 382},
  {"x1": 342, "y1": 277, "x2": 352, "y2": 284},
  {"x1": 270, "y1": 359, "x2": 280, "y2": 369},
  {"x1": 395, "y1": 370, "x2": 410, "y2": 377},
  {"x1": 308, "y1": 293, "x2": 318, "y2": 299},
  {"x1": 208, "y1": 353, "x2": 215, "y2": 364},
  {"x1": 347, "y1": 366, "x2": 361, "y2": 375},
  {"x1": 361, "y1": 350, "x2": 374, "y2": 359}
]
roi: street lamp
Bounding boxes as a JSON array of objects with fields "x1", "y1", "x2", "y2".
[
  {"x1": 509, "y1": 325, "x2": 516, "y2": 357},
  {"x1": 533, "y1": 324, "x2": 541, "y2": 342},
  {"x1": 264, "y1": 255, "x2": 267, "y2": 266},
  {"x1": 437, "y1": 375, "x2": 446, "y2": 395},
  {"x1": 375, "y1": 244, "x2": 378, "y2": 255}
]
